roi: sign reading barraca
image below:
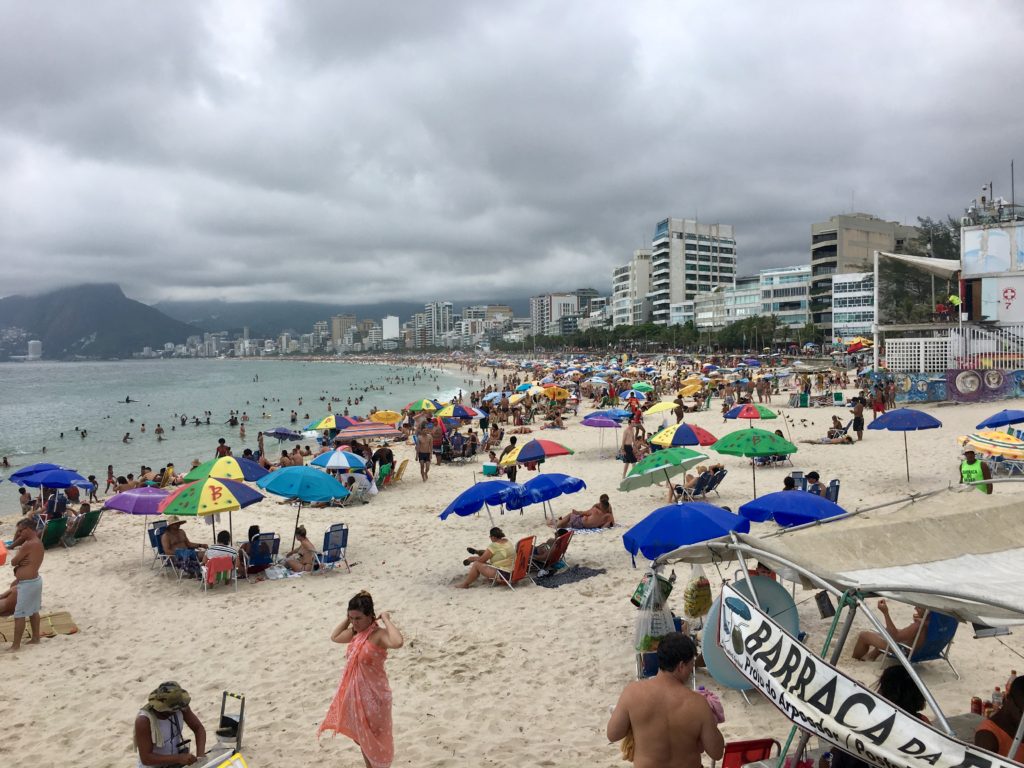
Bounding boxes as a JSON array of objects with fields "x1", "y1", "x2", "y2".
[{"x1": 718, "y1": 584, "x2": 1019, "y2": 768}]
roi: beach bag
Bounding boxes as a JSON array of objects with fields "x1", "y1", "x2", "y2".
[
  {"x1": 634, "y1": 571, "x2": 675, "y2": 653},
  {"x1": 682, "y1": 563, "x2": 712, "y2": 618}
]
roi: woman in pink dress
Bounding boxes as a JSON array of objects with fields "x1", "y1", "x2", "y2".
[{"x1": 319, "y1": 591, "x2": 404, "y2": 768}]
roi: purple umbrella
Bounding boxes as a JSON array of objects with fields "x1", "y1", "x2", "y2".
[
  {"x1": 103, "y1": 486, "x2": 171, "y2": 558},
  {"x1": 582, "y1": 415, "x2": 621, "y2": 455}
]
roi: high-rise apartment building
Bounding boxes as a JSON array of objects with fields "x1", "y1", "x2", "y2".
[
  {"x1": 759, "y1": 265, "x2": 811, "y2": 328},
  {"x1": 381, "y1": 315, "x2": 399, "y2": 340},
  {"x1": 330, "y1": 314, "x2": 356, "y2": 346},
  {"x1": 424, "y1": 301, "x2": 453, "y2": 346},
  {"x1": 612, "y1": 249, "x2": 653, "y2": 327},
  {"x1": 810, "y1": 213, "x2": 916, "y2": 334},
  {"x1": 649, "y1": 218, "x2": 737, "y2": 325},
  {"x1": 529, "y1": 293, "x2": 579, "y2": 336}
]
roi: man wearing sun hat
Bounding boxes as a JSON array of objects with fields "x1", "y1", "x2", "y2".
[
  {"x1": 134, "y1": 681, "x2": 208, "y2": 765},
  {"x1": 160, "y1": 516, "x2": 207, "y2": 571}
]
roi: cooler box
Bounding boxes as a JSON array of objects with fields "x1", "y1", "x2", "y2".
[{"x1": 482, "y1": 463, "x2": 499, "y2": 476}]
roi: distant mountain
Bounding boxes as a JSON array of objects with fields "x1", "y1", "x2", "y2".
[
  {"x1": 155, "y1": 297, "x2": 532, "y2": 337},
  {"x1": 0, "y1": 284, "x2": 197, "y2": 359}
]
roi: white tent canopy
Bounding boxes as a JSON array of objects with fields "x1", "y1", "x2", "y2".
[
  {"x1": 654, "y1": 489, "x2": 1024, "y2": 626},
  {"x1": 878, "y1": 250, "x2": 962, "y2": 278}
]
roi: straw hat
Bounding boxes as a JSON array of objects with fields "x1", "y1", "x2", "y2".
[{"x1": 164, "y1": 515, "x2": 188, "y2": 526}]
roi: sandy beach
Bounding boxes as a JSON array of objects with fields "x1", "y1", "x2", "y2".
[{"x1": 3, "y1": 384, "x2": 1023, "y2": 767}]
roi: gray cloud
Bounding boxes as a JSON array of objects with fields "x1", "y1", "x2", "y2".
[{"x1": 1, "y1": 0, "x2": 1022, "y2": 306}]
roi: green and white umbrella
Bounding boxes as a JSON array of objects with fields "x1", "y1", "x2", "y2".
[{"x1": 618, "y1": 447, "x2": 708, "y2": 492}]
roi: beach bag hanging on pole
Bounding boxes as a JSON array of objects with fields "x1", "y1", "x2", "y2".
[{"x1": 682, "y1": 563, "x2": 712, "y2": 619}]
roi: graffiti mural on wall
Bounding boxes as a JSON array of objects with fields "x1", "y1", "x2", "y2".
[
  {"x1": 894, "y1": 373, "x2": 948, "y2": 403},
  {"x1": 894, "y1": 369, "x2": 1024, "y2": 403}
]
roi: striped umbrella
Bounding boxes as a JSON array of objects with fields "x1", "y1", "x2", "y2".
[
  {"x1": 407, "y1": 399, "x2": 437, "y2": 413},
  {"x1": 310, "y1": 450, "x2": 369, "y2": 470},
  {"x1": 499, "y1": 438, "x2": 573, "y2": 467},
  {"x1": 650, "y1": 423, "x2": 718, "y2": 447},
  {"x1": 305, "y1": 414, "x2": 361, "y2": 431},
  {"x1": 184, "y1": 456, "x2": 268, "y2": 482},
  {"x1": 435, "y1": 404, "x2": 486, "y2": 419},
  {"x1": 335, "y1": 423, "x2": 404, "y2": 441}
]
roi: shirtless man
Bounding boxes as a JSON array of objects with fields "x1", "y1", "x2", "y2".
[
  {"x1": 852, "y1": 599, "x2": 927, "y2": 660},
  {"x1": 850, "y1": 397, "x2": 865, "y2": 441},
  {"x1": 550, "y1": 494, "x2": 615, "y2": 529},
  {"x1": 160, "y1": 517, "x2": 207, "y2": 561},
  {"x1": 8, "y1": 518, "x2": 45, "y2": 652},
  {"x1": 607, "y1": 633, "x2": 724, "y2": 768},
  {"x1": 415, "y1": 425, "x2": 433, "y2": 482}
]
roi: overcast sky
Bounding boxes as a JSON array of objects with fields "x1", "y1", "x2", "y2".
[{"x1": 1, "y1": 1, "x2": 1022, "y2": 305}]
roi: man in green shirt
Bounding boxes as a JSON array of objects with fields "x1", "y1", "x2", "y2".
[{"x1": 960, "y1": 449, "x2": 992, "y2": 494}]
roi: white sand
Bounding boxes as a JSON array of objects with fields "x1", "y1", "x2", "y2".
[{"x1": 3, "y1": 390, "x2": 1023, "y2": 767}]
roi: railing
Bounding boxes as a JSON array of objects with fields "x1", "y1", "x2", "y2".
[{"x1": 884, "y1": 323, "x2": 1024, "y2": 372}]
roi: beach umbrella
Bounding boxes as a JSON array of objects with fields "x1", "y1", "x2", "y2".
[
  {"x1": 515, "y1": 382, "x2": 535, "y2": 392},
  {"x1": 620, "y1": 389, "x2": 647, "y2": 401},
  {"x1": 310, "y1": 450, "x2": 368, "y2": 471},
  {"x1": 632, "y1": 382, "x2": 655, "y2": 393},
  {"x1": 714, "y1": 428, "x2": 797, "y2": 498},
  {"x1": 585, "y1": 410, "x2": 629, "y2": 422},
  {"x1": 623, "y1": 502, "x2": 749, "y2": 566},
  {"x1": 976, "y1": 409, "x2": 1024, "y2": 430},
  {"x1": 8, "y1": 462, "x2": 74, "y2": 483},
  {"x1": 650, "y1": 423, "x2": 718, "y2": 448},
  {"x1": 335, "y1": 423, "x2": 403, "y2": 441},
  {"x1": 369, "y1": 410, "x2": 404, "y2": 425},
  {"x1": 305, "y1": 414, "x2": 361, "y2": 431},
  {"x1": 104, "y1": 486, "x2": 170, "y2": 557},
  {"x1": 724, "y1": 404, "x2": 778, "y2": 426},
  {"x1": 677, "y1": 383, "x2": 702, "y2": 397},
  {"x1": 739, "y1": 490, "x2": 846, "y2": 527},
  {"x1": 16, "y1": 468, "x2": 94, "y2": 489},
  {"x1": 159, "y1": 476, "x2": 264, "y2": 542},
  {"x1": 581, "y1": 415, "x2": 620, "y2": 455},
  {"x1": 263, "y1": 427, "x2": 302, "y2": 441},
  {"x1": 645, "y1": 401, "x2": 679, "y2": 415},
  {"x1": 407, "y1": 399, "x2": 437, "y2": 412},
  {"x1": 545, "y1": 387, "x2": 571, "y2": 401},
  {"x1": 499, "y1": 438, "x2": 574, "y2": 467},
  {"x1": 619, "y1": 447, "x2": 708, "y2": 492},
  {"x1": 435, "y1": 404, "x2": 486, "y2": 419},
  {"x1": 439, "y1": 480, "x2": 524, "y2": 524},
  {"x1": 586, "y1": 376, "x2": 608, "y2": 385},
  {"x1": 184, "y1": 456, "x2": 268, "y2": 483},
  {"x1": 482, "y1": 391, "x2": 512, "y2": 402},
  {"x1": 958, "y1": 430, "x2": 1024, "y2": 460},
  {"x1": 867, "y1": 408, "x2": 942, "y2": 482},
  {"x1": 257, "y1": 466, "x2": 350, "y2": 548}
]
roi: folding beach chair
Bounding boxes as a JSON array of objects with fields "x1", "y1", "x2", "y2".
[
  {"x1": 40, "y1": 517, "x2": 68, "y2": 550},
  {"x1": 678, "y1": 471, "x2": 712, "y2": 502},
  {"x1": 242, "y1": 532, "x2": 279, "y2": 579},
  {"x1": 314, "y1": 523, "x2": 351, "y2": 574},
  {"x1": 390, "y1": 459, "x2": 409, "y2": 485},
  {"x1": 147, "y1": 521, "x2": 175, "y2": 575},
  {"x1": 530, "y1": 530, "x2": 573, "y2": 577},
  {"x1": 73, "y1": 508, "x2": 103, "y2": 541},
  {"x1": 493, "y1": 536, "x2": 534, "y2": 590},
  {"x1": 704, "y1": 469, "x2": 728, "y2": 498},
  {"x1": 789, "y1": 471, "x2": 807, "y2": 491},
  {"x1": 202, "y1": 556, "x2": 238, "y2": 593},
  {"x1": 824, "y1": 479, "x2": 840, "y2": 503},
  {"x1": 215, "y1": 690, "x2": 246, "y2": 753},
  {"x1": 714, "y1": 738, "x2": 782, "y2": 768},
  {"x1": 375, "y1": 463, "x2": 393, "y2": 488},
  {"x1": 894, "y1": 611, "x2": 960, "y2": 679}
]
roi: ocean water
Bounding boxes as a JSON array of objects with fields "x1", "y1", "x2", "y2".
[{"x1": 0, "y1": 359, "x2": 465, "y2": 483}]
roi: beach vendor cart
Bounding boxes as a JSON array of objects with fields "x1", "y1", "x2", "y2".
[{"x1": 648, "y1": 489, "x2": 1024, "y2": 768}]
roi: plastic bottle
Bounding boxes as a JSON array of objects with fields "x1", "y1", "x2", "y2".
[
  {"x1": 993, "y1": 686, "x2": 1004, "y2": 709},
  {"x1": 1007, "y1": 670, "x2": 1018, "y2": 694}
]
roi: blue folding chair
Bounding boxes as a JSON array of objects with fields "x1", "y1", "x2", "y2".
[
  {"x1": 678, "y1": 471, "x2": 712, "y2": 501},
  {"x1": 147, "y1": 522, "x2": 176, "y2": 577},
  {"x1": 896, "y1": 611, "x2": 960, "y2": 679},
  {"x1": 704, "y1": 469, "x2": 728, "y2": 498},
  {"x1": 242, "y1": 532, "x2": 280, "y2": 578},
  {"x1": 315, "y1": 523, "x2": 351, "y2": 574},
  {"x1": 824, "y1": 479, "x2": 840, "y2": 503}
]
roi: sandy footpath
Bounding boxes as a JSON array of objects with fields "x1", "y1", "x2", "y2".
[{"x1": 2, "y1": 388, "x2": 1022, "y2": 767}]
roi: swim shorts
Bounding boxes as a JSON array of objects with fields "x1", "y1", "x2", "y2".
[
  {"x1": 852, "y1": 416, "x2": 864, "y2": 431},
  {"x1": 569, "y1": 513, "x2": 584, "y2": 528},
  {"x1": 417, "y1": 452, "x2": 430, "y2": 463},
  {"x1": 14, "y1": 576, "x2": 42, "y2": 619}
]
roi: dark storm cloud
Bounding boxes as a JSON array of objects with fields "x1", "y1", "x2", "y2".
[{"x1": 1, "y1": 1, "x2": 1023, "y2": 306}]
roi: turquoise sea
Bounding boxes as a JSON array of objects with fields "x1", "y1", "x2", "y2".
[{"x1": 0, "y1": 359, "x2": 465, "y2": 483}]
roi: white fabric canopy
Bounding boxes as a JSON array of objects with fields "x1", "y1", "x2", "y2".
[
  {"x1": 878, "y1": 250, "x2": 961, "y2": 278},
  {"x1": 654, "y1": 489, "x2": 1024, "y2": 625}
]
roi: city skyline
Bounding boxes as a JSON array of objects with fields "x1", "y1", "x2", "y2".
[{"x1": 2, "y1": 2, "x2": 1022, "y2": 305}]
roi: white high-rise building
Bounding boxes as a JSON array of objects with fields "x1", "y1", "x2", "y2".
[
  {"x1": 649, "y1": 218, "x2": 737, "y2": 325},
  {"x1": 382, "y1": 315, "x2": 399, "y2": 340},
  {"x1": 424, "y1": 301, "x2": 453, "y2": 346},
  {"x1": 26, "y1": 340, "x2": 42, "y2": 360},
  {"x1": 612, "y1": 249, "x2": 652, "y2": 326},
  {"x1": 529, "y1": 293, "x2": 579, "y2": 336},
  {"x1": 759, "y1": 265, "x2": 811, "y2": 328}
]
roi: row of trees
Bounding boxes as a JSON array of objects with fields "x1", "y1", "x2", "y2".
[{"x1": 492, "y1": 315, "x2": 825, "y2": 354}]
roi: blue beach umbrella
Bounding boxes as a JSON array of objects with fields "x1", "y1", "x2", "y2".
[
  {"x1": 976, "y1": 409, "x2": 1024, "y2": 430},
  {"x1": 310, "y1": 450, "x2": 368, "y2": 471},
  {"x1": 439, "y1": 480, "x2": 525, "y2": 523},
  {"x1": 257, "y1": 466, "x2": 350, "y2": 548},
  {"x1": 867, "y1": 408, "x2": 942, "y2": 482},
  {"x1": 623, "y1": 502, "x2": 750, "y2": 566},
  {"x1": 506, "y1": 473, "x2": 586, "y2": 519},
  {"x1": 263, "y1": 427, "x2": 302, "y2": 441},
  {"x1": 8, "y1": 463, "x2": 73, "y2": 483},
  {"x1": 739, "y1": 490, "x2": 846, "y2": 527},
  {"x1": 17, "y1": 468, "x2": 94, "y2": 489}
]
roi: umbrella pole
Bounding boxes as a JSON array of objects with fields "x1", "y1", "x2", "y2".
[
  {"x1": 291, "y1": 502, "x2": 302, "y2": 551},
  {"x1": 229, "y1": 511, "x2": 234, "y2": 543},
  {"x1": 904, "y1": 433, "x2": 910, "y2": 482},
  {"x1": 142, "y1": 516, "x2": 147, "y2": 560},
  {"x1": 751, "y1": 459, "x2": 758, "y2": 498}
]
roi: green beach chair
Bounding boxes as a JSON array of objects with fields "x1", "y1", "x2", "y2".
[
  {"x1": 40, "y1": 517, "x2": 68, "y2": 550},
  {"x1": 73, "y1": 509, "x2": 103, "y2": 541}
]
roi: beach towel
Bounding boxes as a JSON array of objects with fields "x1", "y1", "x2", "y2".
[
  {"x1": 534, "y1": 565, "x2": 606, "y2": 588},
  {"x1": 567, "y1": 524, "x2": 624, "y2": 535},
  {"x1": 0, "y1": 610, "x2": 78, "y2": 642}
]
